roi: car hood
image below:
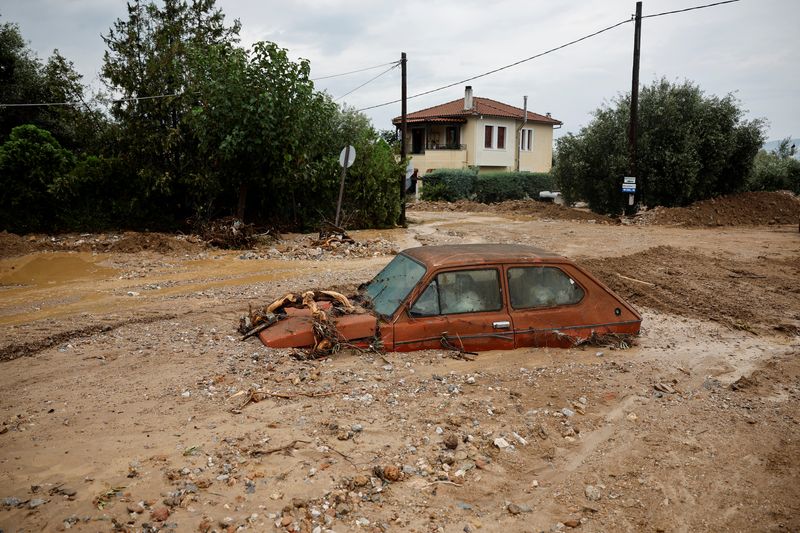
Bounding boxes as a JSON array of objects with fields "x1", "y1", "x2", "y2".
[{"x1": 258, "y1": 309, "x2": 379, "y2": 349}]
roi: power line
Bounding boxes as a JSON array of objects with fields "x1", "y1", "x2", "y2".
[
  {"x1": 335, "y1": 62, "x2": 400, "y2": 102},
  {"x1": 311, "y1": 60, "x2": 399, "y2": 81},
  {"x1": 0, "y1": 93, "x2": 178, "y2": 108},
  {"x1": 356, "y1": 0, "x2": 743, "y2": 113},
  {"x1": 643, "y1": 0, "x2": 740, "y2": 19},
  {"x1": 357, "y1": 18, "x2": 632, "y2": 112}
]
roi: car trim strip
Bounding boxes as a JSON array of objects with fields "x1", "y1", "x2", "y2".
[{"x1": 393, "y1": 319, "x2": 640, "y2": 346}]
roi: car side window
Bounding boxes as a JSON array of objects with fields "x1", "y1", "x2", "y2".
[
  {"x1": 438, "y1": 269, "x2": 502, "y2": 314},
  {"x1": 410, "y1": 280, "x2": 440, "y2": 316},
  {"x1": 507, "y1": 266, "x2": 584, "y2": 309}
]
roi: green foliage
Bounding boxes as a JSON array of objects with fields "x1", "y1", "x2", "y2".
[
  {"x1": 101, "y1": 0, "x2": 241, "y2": 218},
  {"x1": 0, "y1": 5, "x2": 403, "y2": 234},
  {"x1": 420, "y1": 168, "x2": 477, "y2": 201},
  {"x1": 0, "y1": 125, "x2": 74, "y2": 232},
  {"x1": 553, "y1": 79, "x2": 766, "y2": 214},
  {"x1": 474, "y1": 172, "x2": 554, "y2": 203},
  {"x1": 0, "y1": 21, "x2": 102, "y2": 152},
  {"x1": 747, "y1": 139, "x2": 800, "y2": 194},
  {"x1": 421, "y1": 169, "x2": 553, "y2": 203}
]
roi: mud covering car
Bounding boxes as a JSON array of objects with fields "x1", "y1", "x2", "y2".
[{"x1": 251, "y1": 244, "x2": 641, "y2": 354}]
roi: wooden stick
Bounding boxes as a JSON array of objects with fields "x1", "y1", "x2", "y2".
[
  {"x1": 249, "y1": 440, "x2": 311, "y2": 457},
  {"x1": 616, "y1": 273, "x2": 655, "y2": 287}
]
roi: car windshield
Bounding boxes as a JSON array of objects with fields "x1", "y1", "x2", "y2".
[{"x1": 365, "y1": 254, "x2": 426, "y2": 318}]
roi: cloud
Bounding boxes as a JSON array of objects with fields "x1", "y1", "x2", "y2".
[{"x1": 2, "y1": 0, "x2": 798, "y2": 139}]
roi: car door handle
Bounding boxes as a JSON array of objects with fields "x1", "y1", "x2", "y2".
[{"x1": 492, "y1": 321, "x2": 511, "y2": 330}]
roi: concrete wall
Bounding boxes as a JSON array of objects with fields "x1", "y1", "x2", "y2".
[
  {"x1": 409, "y1": 150, "x2": 468, "y2": 174},
  {"x1": 474, "y1": 117, "x2": 517, "y2": 170}
]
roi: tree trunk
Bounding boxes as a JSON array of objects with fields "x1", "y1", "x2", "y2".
[{"x1": 237, "y1": 183, "x2": 248, "y2": 221}]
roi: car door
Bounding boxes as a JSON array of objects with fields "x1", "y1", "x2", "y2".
[
  {"x1": 392, "y1": 267, "x2": 514, "y2": 352},
  {"x1": 505, "y1": 264, "x2": 590, "y2": 347}
]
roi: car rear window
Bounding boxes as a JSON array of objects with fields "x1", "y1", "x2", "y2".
[{"x1": 507, "y1": 266, "x2": 584, "y2": 309}]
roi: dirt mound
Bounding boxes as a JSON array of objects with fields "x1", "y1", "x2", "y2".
[
  {"x1": 107, "y1": 232, "x2": 203, "y2": 254},
  {"x1": 583, "y1": 245, "x2": 800, "y2": 332},
  {"x1": 409, "y1": 199, "x2": 615, "y2": 223},
  {"x1": 0, "y1": 232, "x2": 37, "y2": 259},
  {"x1": 638, "y1": 191, "x2": 800, "y2": 227}
]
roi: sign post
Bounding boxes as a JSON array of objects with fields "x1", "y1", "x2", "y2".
[
  {"x1": 622, "y1": 176, "x2": 637, "y2": 208},
  {"x1": 335, "y1": 145, "x2": 356, "y2": 227}
]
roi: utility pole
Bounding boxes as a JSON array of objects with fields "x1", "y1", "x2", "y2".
[
  {"x1": 628, "y1": 1, "x2": 642, "y2": 212},
  {"x1": 400, "y1": 52, "x2": 408, "y2": 226}
]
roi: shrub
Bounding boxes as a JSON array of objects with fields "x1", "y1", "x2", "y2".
[
  {"x1": 474, "y1": 171, "x2": 554, "y2": 203},
  {"x1": 553, "y1": 78, "x2": 765, "y2": 214},
  {"x1": 747, "y1": 139, "x2": 800, "y2": 194},
  {"x1": 420, "y1": 168, "x2": 477, "y2": 201}
]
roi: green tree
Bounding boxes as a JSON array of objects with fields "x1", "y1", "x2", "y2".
[
  {"x1": 0, "y1": 21, "x2": 104, "y2": 152},
  {"x1": 553, "y1": 79, "x2": 765, "y2": 214},
  {"x1": 0, "y1": 124, "x2": 74, "y2": 232},
  {"x1": 101, "y1": 0, "x2": 240, "y2": 216},
  {"x1": 747, "y1": 138, "x2": 800, "y2": 194}
]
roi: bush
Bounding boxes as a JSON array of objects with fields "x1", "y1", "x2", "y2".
[
  {"x1": 420, "y1": 168, "x2": 477, "y2": 201},
  {"x1": 747, "y1": 139, "x2": 800, "y2": 194},
  {"x1": 0, "y1": 124, "x2": 74, "y2": 233},
  {"x1": 553, "y1": 79, "x2": 765, "y2": 214},
  {"x1": 474, "y1": 172, "x2": 554, "y2": 203}
]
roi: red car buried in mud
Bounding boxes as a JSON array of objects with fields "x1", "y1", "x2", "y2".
[{"x1": 257, "y1": 244, "x2": 641, "y2": 353}]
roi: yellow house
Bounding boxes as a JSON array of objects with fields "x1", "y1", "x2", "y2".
[{"x1": 393, "y1": 86, "x2": 561, "y2": 175}]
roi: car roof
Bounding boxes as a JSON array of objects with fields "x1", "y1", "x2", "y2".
[{"x1": 401, "y1": 244, "x2": 567, "y2": 269}]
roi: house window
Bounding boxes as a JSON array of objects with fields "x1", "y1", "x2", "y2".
[
  {"x1": 520, "y1": 129, "x2": 534, "y2": 151},
  {"x1": 484, "y1": 125, "x2": 493, "y2": 148},
  {"x1": 497, "y1": 126, "x2": 506, "y2": 149}
]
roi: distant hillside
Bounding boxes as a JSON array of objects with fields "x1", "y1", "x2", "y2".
[{"x1": 763, "y1": 138, "x2": 799, "y2": 159}]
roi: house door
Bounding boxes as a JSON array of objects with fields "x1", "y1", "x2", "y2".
[
  {"x1": 445, "y1": 126, "x2": 459, "y2": 148},
  {"x1": 411, "y1": 128, "x2": 425, "y2": 154}
]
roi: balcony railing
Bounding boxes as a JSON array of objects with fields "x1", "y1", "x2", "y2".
[{"x1": 425, "y1": 142, "x2": 466, "y2": 151}]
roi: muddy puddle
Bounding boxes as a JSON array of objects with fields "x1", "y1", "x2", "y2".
[{"x1": 0, "y1": 253, "x2": 117, "y2": 287}]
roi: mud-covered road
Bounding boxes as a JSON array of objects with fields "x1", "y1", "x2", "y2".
[{"x1": 0, "y1": 207, "x2": 798, "y2": 533}]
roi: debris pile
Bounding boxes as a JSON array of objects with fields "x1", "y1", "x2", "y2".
[
  {"x1": 635, "y1": 191, "x2": 800, "y2": 226},
  {"x1": 239, "y1": 289, "x2": 376, "y2": 358},
  {"x1": 198, "y1": 217, "x2": 276, "y2": 249},
  {"x1": 238, "y1": 236, "x2": 396, "y2": 261}
]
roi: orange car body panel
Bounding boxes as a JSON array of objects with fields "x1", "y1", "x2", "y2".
[{"x1": 257, "y1": 244, "x2": 641, "y2": 352}]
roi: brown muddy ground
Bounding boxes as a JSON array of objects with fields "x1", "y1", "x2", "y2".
[{"x1": 0, "y1": 208, "x2": 799, "y2": 533}]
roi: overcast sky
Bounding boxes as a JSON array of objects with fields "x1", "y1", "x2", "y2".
[{"x1": 2, "y1": 0, "x2": 798, "y2": 142}]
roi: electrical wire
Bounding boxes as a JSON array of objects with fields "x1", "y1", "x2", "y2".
[
  {"x1": 335, "y1": 62, "x2": 400, "y2": 102},
  {"x1": 356, "y1": 0, "x2": 743, "y2": 112},
  {"x1": 0, "y1": 0, "x2": 742, "y2": 111},
  {"x1": 357, "y1": 18, "x2": 632, "y2": 112},
  {"x1": 0, "y1": 93, "x2": 178, "y2": 108},
  {"x1": 643, "y1": 0, "x2": 740, "y2": 19},
  {"x1": 311, "y1": 60, "x2": 399, "y2": 81}
]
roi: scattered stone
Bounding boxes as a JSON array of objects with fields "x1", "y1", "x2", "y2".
[
  {"x1": 2, "y1": 497, "x2": 21, "y2": 508},
  {"x1": 60, "y1": 487, "x2": 77, "y2": 497},
  {"x1": 127, "y1": 503, "x2": 145, "y2": 514},
  {"x1": 512, "y1": 432, "x2": 528, "y2": 446},
  {"x1": 382, "y1": 465, "x2": 402, "y2": 482},
  {"x1": 626, "y1": 413, "x2": 638, "y2": 421},
  {"x1": 444, "y1": 433, "x2": 460, "y2": 450},
  {"x1": 28, "y1": 498, "x2": 46, "y2": 509},
  {"x1": 493, "y1": 437, "x2": 510, "y2": 449},
  {"x1": 563, "y1": 519, "x2": 580, "y2": 528},
  {"x1": 561, "y1": 408, "x2": 575, "y2": 417},
  {"x1": 584, "y1": 485, "x2": 602, "y2": 501},
  {"x1": 150, "y1": 506, "x2": 170, "y2": 522}
]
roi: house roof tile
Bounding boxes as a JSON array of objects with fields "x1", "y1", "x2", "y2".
[{"x1": 392, "y1": 96, "x2": 561, "y2": 126}]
